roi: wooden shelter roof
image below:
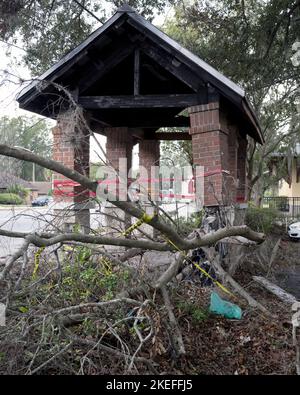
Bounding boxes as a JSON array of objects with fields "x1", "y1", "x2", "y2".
[{"x1": 17, "y1": 4, "x2": 263, "y2": 144}]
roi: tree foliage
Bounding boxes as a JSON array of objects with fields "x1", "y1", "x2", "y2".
[
  {"x1": 0, "y1": 0, "x2": 173, "y2": 75},
  {"x1": 163, "y1": 0, "x2": 300, "y2": 201},
  {"x1": 160, "y1": 137, "x2": 193, "y2": 167},
  {"x1": 0, "y1": 116, "x2": 52, "y2": 181}
]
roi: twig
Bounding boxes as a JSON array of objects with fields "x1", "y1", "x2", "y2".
[{"x1": 161, "y1": 286, "x2": 186, "y2": 357}]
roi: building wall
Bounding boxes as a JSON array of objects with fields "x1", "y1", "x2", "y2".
[
  {"x1": 278, "y1": 179, "x2": 292, "y2": 197},
  {"x1": 278, "y1": 159, "x2": 300, "y2": 197}
]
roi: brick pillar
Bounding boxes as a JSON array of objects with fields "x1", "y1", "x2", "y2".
[
  {"x1": 52, "y1": 112, "x2": 90, "y2": 232},
  {"x1": 227, "y1": 126, "x2": 239, "y2": 204},
  {"x1": 104, "y1": 127, "x2": 133, "y2": 232},
  {"x1": 139, "y1": 140, "x2": 160, "y2": 170},
  {"x1": 139, "y1": 140, "x2": 160, "y2": 200},
  {"x1": 106, "y1": 127, "x2": 133, "y2": 172},
  {"x1": 237, "y1": 135, "x2": 248, "y2": 203},
  {"x1": 188, "y1": 102, "x2": 229, "y2": 206},
  {"x1": 138, "y1": 140, "x2": 160, "y2": 238}
]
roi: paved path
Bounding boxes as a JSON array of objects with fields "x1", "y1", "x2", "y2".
[
  {"x1": 0, "y1": 202, "x2": 196, "y2": 258},
  {"x1": 0, "y1": 206, "x2": 105, "y2": 258},
  {"x1": 0, "y1": 207, "x2": 52, "y2": 258}
]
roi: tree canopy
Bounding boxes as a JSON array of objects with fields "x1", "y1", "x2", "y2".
[
  {"x1": 0, "y1": 0, "x2": 174, "y2": 75},
  {"x1": 0, "y1": 116, "x2": 52, "y2": 181},
  {"x1": 1, "y1": 0, "x2": 300, "y2": 199},
  {"x1": 162, "y1": 0, "x2": 300, "y2": 201}
]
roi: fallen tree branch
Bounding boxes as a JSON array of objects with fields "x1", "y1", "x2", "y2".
[
  {"x1": 0, "y1": 239, "x2": 30, "y2": 281},
  {"x1": 0, "y1": 225, "x2": 265, "y2": 254},
  {"x1": 203, "y1": 247, "x2": 273, "y2": 317},
  {"x1": 267, "y1": 238, "x2": 281, "y2": 276},
  {"x1": 161, "y1": 286, "x2": 186, "y2": 358},
  {"x1": 154, "y1": 253, "x2": 185, "y2": 289},
  {"x1": 253, "y1": 276, "x2": 297, "y2": 304},
  {"x1": 28, "y1": 342, "x2": 73, "y2": 375},
  {"x1": 48, "y1": 298, "x2": 142, "y2": 316},
  {"x1": 292, "y1": 302, "x2": 300, "y2": 375},
  {"x1": 72, "y1": 335, "x2": 159, "y2": 374},
  {"x1": 0, "y1": 144, "x2": 265, "y2": 249}
]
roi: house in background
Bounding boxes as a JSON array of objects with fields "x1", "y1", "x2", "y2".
[
  {"x1": 266, "y1": 145, "x2": 300, "y2": 218},
  {"x1": 272, "y1": 144, "x2": 300, "y2": 198},
  {"x1": 0, "y1": 173, "x2": 52, "y2": 204},
  {"x1": 0, "y1": 172, "x2": 36, "y2": 204}
]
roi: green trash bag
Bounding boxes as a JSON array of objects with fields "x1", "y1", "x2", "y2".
[{"x1": 209, "y1": 292, "x2": 242, "y2": 320}]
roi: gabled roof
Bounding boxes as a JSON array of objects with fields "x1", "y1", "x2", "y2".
[
  {"x1": 0, "y1": 172, "x2": 35, "y2": 190},
  {"x1": 17, "y1": 4, "x2": 263, "y2": 144}
]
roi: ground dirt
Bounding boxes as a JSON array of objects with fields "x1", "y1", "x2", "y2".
[{"x1": 159, "y1": 235, "x2": 300, "y2": 375}]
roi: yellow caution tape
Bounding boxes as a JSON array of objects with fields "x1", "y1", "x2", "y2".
[
  {"x1": 32, "y1": 247, "x2": 45, "y2": 279},
  {"x1": 121, "y1": 210, "x2": 235, "y2": 298},
  {"x1": 100, "y1": 257, "x2": 113, "y2": 276},
  {"x1": 163, "y1": 235, "x2": 236, "y2": 299},
  {"x1": 122, "y1": 213, "x2": 154, "y2": 237}
]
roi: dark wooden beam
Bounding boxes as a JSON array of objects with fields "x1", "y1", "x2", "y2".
[
  {"x1": 127, "y1": 18, "x2": 244, "y2": 107},
  {"x1": 145, "y1": 132, "x2": 191, "y2": 140},
  {"x1": 134, "y1": 49, "x2": 140, "y2": 95},
  {"x1": 129, "y1": 128, "x2": 145, "y2": 139},
  {"x1": 138, "y1": 41, "x2": 205, "y2": 92},
  {"x1": 90, "y1": 114, "x2": 189, "y2": 128},
  {"x1": 78, "y1": 94, "x2": 203, "y2": 109},
  {"x1": 77, "y1": 41, "x2": 135, "y2": 93}
]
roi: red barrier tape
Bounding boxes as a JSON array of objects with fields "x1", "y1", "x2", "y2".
[{"x1": 53, "y1": 169, "x2": 246, "y2": 202}]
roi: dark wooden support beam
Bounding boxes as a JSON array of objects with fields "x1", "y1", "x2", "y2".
[
  {"x1": 128, "y1": 18, "x2": 241, "y2": 105},
  {"x1": 145, "y1": 132, "x2": 191, "y2": 140},
  {"x1": 91, "y1": 113, "x2": 190, "y2": 128},
  {"x1": 78, "y1": 42, "x2": 135, "y2": 93},
  {"x1": 138, "y1": 41, "x2": 205, "y2": 92},
  {"x1": 130, "y1": 128, "x2": 144, "y2": 139},
  {"x1": 78, "y1": 94, "x2": 204, "y2": 109},
  {"x1": 134, "y1": 49, "x2": 140, "y2": 95}
]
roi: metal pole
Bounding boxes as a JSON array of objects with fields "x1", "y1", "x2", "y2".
[{"x1": 32, "y1": 162, "x2": 35, "y2": 182}]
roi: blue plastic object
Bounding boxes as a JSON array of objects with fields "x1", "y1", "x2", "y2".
[{"x1": 209, "y1": 292, "x2": 242, "y2": 320}]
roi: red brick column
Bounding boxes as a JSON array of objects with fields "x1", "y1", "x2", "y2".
[
  {"x1": 139, "y1": 140, "x2": 160, "y2": 199},
  {"x1": 237, "y1": 135, "x2": 248, "y2": 203},
  {"x1": 52, "y1": 113, "x2": 90, "y2": 232},
  {"x1": 188, "y1": 102, "x2": 229, "y2": 206},
  {"x1": 139, "y1": 140, "x2": 160, "y2": 170},
  {"x1": 106, "y1": 127, "x2": 133, "y2": 172},
  {"x1": 52, "y1": 120, "x2": 90, "y2": 204},
  {"x1": 227, "y1": 126, "x2": 238, "y2": 204},
  {"x1": 105, "y1": 128, "x2": 133, "y2": 231},
  {"x1": 105, "y1": 127, "x2": 133, "y2": 201}
]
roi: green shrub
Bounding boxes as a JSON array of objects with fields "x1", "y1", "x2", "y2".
[
  {"x1": 6, "y1": 184, "x2": 29, "y2": 199},
  {"x1": 245, "y1": 207, "x2": 280, "y2": 234},
  {"x1": 177, "y1": 301, "x2": 209, "y2": 323},
  {"x1": 0, "y1": 193, "x2": 23, "y2": 205},
  {"x1": 175, "y1": 211, "x2": 204, "y2": 236}
]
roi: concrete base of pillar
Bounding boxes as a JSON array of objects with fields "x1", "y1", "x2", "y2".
[
  {"x1": 53, "y1": 201, "x2": 94, "y2": 234},
  {"x1": 233, "y1": 203, "x2": 248, "y2": 226},
  {"x1": 101, "y1": 202, "x2": 130, "y2": 234}
]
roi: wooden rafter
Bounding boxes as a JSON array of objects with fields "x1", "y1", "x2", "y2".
[
  {"x1": 134, "y1": 48, "x2": 140, "y2": 95},
  {"x1": 77, "y1": 41, "x2": 135, "y2": 93},
  {"x1": 78, "y1": 94, "x2": 203, "y2": 109}
]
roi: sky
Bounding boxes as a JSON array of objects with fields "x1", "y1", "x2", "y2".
[{"x1": 0, "y1": 7, "x2": 172, "y2": 164}]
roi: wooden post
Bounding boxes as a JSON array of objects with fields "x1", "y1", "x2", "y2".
[{"x1": 134, "y1": 49, "x2": 140, "y2": 96}]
